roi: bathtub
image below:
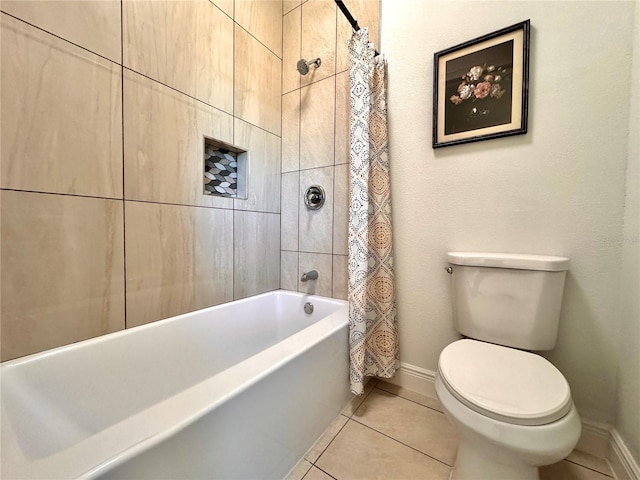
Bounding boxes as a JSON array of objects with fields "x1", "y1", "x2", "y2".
[{"x1": 1, "y1": 290, "x2": 352, "y2": 479}]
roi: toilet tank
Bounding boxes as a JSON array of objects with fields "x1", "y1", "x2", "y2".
[{"x1": 447, "y1": 252, "x2": 569, "y2": 350}]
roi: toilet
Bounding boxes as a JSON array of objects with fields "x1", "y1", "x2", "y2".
[{"x1": 436, "y1": 252, "x2": 581, "y2": 480}]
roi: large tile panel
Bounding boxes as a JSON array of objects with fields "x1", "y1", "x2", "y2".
[
  {"x1": 0, "y1": 191, "x2": 125, "y2": 361},
  {"x1": 353, "y1": 389, "x2": 459, "y2": 466},
  {"x1": 1, "y1": 14, "x2": 123, "y2": 198},
  {"x1": 333, "y1": 163, "x2": 349, "y2": 255},
  {"x1": 235, "y1": 0, "x2": 282, "y2": 57},
  {"x1": 282, "y1": 7, "x2": 301, "y2": 94},
  {"x1": 234, "y1": 211, "x2": 280, "y2": 299},
  {"x1": 281, "y1": 171, "x2": 300, "y2": 251},
  {"x1": 123, "y1": 70, "x2": 234, "y2": 208},
  {"x1": 125, "y1": 202, "x2": 234, "y2": 328},
  {"x1": 316, "y1": 420, "x2": 451, "y2": 479},
  {"x1": 1, "y1": 0, "x2": 121, "y2": 62},
  {"x1": 300, "y1": 0, "x2": 336, "y2": 87},
  {"x1": 234, "y1": 119, "x2": 281, "y2": 213},
  {"x1": 299, "y1": 166, "x2": 334, "y2": 253},
  {"x1": 235, "y1": 25, "x2": 282, "y2": 135},
  {"x1": 282, "y1": 89, "x2": 300, "y2": 172},
  {"x1": 300, "y1": 76, "x2": 335, "y2": 170},
  {"x1": 123, "y1": 0, "x2": 233, "y2": 112}
]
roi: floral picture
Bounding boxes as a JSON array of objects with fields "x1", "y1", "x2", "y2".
[{"x1": 433, "y1": 21, "x2": 530, "y2": 148}]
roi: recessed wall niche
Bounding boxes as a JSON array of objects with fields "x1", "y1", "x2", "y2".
[{"x1": 203, "y1": 137, "x2": 247, "y2": 198}]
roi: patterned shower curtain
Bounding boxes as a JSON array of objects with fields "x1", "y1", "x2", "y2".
[{"x1": 348, "y1": 28, "x2": 398, "y2": 395}]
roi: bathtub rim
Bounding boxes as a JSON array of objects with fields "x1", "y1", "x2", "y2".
[{"x1": 0, "y1": 290, "x2": 349, "y2": 480}]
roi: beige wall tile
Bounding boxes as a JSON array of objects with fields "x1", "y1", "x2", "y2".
[
  {"x1": 234, "y1": 119, "x2": 281, "y2": 213},
  {"x1": 300, "y1": 0, "x2": 336, "y2": 87},
  {"x1": 298, "y1": 252, "x2": 332, "y2": 297},
  {"x1": 125, "y1": 202, "x2": 233, "y2": 328},
  {"x1": 0, "y1": 191, "x2": 125, "y2": 361},
  {"x1": 283, "y1": 7, "x2": 301, "y2": 94},
  {"x1": 211, "y1": 0, "x2": 234, "y2": 18},
  {"x1": 123, "y1": 0, "x2": 233, "y2": 112},
  {"x1": 281, "y1": 250, "x2": 299, "y2": 291},
  {"x1": 235, "y1": 0, "x2": 282, "y2": 57},
  {"x1": 123, "y1": 70, "x2": 234, "y2": 208},
  {"x1": 336, "y1": 0, "x2": 380, "y2": 73},
  {"x1": 334, "y1": 71, "x2": 350, "y2": 165},
  {"x1": 1, "y1": 1, "x2": 121, "y2": 63},
  {"x1": 332, "y1": 255, "x2": 348, "y2": 300},
  {"x1": 1, "y1": 14, "x2": 123, "y2": 198},
  {"x1": 300, "y1": 76, "x2": 335, "y2": 170},
  {"x1": 299, "y1": 166, "x2": 334, "y2": 253},
  {"x1": 281, "y1": 171, "x2": 300, "y2": 251},
  {"x1": 234, "y1": 211, "x2": 281, "y2": 299},
  {"x1": 282, "y1": 90, "x2": 300, "y2": 172},
  {"x1": 235, "y1": 25, "x2": 282, "y2": 135},
  {"x1": 316, "y1": 421, "x2": 451, "y2": 479},
  {"x1": 333, "y1": 163, "x2": 349, "y2": 255},
  {"x1": 283, "y1": 0, "x2": 301, "y2": 15}
]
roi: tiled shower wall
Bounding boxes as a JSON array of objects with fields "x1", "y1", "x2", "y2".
[
  {"x1": 0, "y1": 0, "x2": 282, "y2": 361},
  {"x1": 280, "y1": 0, "x2": 379, "y2": 298}
]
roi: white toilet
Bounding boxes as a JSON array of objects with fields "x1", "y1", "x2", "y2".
[{"x1": 436, "y1": 252, "x2": 581, "y2": 480}]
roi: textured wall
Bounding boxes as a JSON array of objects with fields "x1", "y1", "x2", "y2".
[
  {"x1": 1, "y1": 0, "x2": 283, "y2": 361},
  {"x1": 381, "y1": 0, "x2": 636, "y2": 429},
  {"x1": 616, "y1": 5, "x2": 640, "y2": 463},
  {"x1": 280, "y1": 0, "x2": 380, "y2": 299}
]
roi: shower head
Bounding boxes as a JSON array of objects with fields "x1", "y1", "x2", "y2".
[{"x1": 296, "y1": 58, "x2": 321, "y2": 75}]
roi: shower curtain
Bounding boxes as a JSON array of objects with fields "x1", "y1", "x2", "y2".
[{"x1": 348, "y1": 27, "x2": 399, "y2": 395}]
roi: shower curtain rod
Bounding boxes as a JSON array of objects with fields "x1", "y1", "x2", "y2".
[
  {"x1": 334, "y1": 0, "x2": 380, "y2": 55},
  {"x1": 335, "y1": 0, "x2": 361, "y2": 31}
]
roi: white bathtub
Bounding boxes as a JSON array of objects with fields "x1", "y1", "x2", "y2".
[{"x1": 1, "y1": 290, "x2": 352, "y2": 479}]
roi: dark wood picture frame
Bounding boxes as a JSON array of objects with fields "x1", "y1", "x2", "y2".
[{"x1": 433, "y1": 20, "x2": 530, "y2": 148}]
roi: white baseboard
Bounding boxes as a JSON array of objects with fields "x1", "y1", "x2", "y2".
[
  {"x1": 609, "y1": 428, "x2": 640, "y2": 480},
  {"x1": 384, "y1": 361, "x2": 437, "y2": 398},
  {"x1": 387, "y1": 362, "x2": 639, "y2": 480}
]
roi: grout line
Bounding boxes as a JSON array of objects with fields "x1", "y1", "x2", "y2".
[
  {"x1": 564, "y1": 458, "x2": 616, "y2": 478},
  {"x1": 0, "y1": 11, "x2": 119, "y2": 65},
  {"x1": 120, "y1": 0, "x2": 127, "y2": 330},
  {"x1": 308, "y1": 465, "x2": 338, "y2": 480},
  {"x1": 349, "y1": 416, "x2": 454, "y2": 468}
]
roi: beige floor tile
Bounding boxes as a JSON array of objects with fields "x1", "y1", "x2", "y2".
[
  {"x1": 376, "y1": 381, "x2": 445, "y2": 413},
  {"x1": 305, "y1": 414, "x2": 349, "y2": 463},
  {"x1": 317, "y1": 420, "x2": 451, "y2": 480},
  {"x1": 303, "y1": 466, "x2": 336, "y2": 480},
  {"x1": 286, "y1": 459, "x2": 313, "y2": 480},
  {"x1": 540, "y1": 459, "x2": 614, "y2": 480},
  {"x1": 566, "y1": 450, "x2": 614, "y2": 477},
  {"x1": 342, "y1": 378, "x2": 379, "y2": 417},
  {"x1": 353, "y1": 389, "x2": 459, "y2": 466}
]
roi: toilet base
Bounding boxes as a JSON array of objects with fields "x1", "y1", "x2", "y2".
[{"x1": 452, "y1": 437, "x2": 539, "y2": 480}]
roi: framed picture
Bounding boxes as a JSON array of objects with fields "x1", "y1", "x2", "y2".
[{"x1": 433, "y1": 20, "x2": 530, "y2": 148}]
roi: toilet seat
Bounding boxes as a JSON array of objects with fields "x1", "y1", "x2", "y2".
[{"x1": 438, "y1": 339, "x2": 572, "y2": 426}]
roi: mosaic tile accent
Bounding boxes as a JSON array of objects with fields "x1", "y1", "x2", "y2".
[{"x1": 204, "y1": 144, "x2": 239, "y2": 197}]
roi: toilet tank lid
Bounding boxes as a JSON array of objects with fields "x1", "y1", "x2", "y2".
[{"x1": 447, "y1": 252, "x2": 569, "y2": 272}]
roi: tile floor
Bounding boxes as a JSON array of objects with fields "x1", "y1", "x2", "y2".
[{"x1": 287, "y1": 379, "x2": 616, "y2": 480}]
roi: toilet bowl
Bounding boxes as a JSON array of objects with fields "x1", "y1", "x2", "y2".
[{"x1": 436, "y1": 339, "x2": 581, "y2": 480}]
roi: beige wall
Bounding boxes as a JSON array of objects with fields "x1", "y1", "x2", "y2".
[
  {"x1": 0, "y1": 0, "x2": 283, "y2": 361},
  {"x1": 280, "y1": 0, "x2": 379, "y2": 298},
  {"x1": 381, "y1": 0, "x2": 637, "y2": 437},
  {"x1": 616, "y1": 5, "x2": 640, "y2": 462}
]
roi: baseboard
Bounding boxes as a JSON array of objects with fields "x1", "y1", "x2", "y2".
[
  {"x1": 609, "y1": 428, "x2": 640, "y2": 480},
  {"x1": 384, "y1": 362, "x2": 437, "y2": 398},
  {"x1": 386, "y1": 362, "x2": 639, "y2": 480}
]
